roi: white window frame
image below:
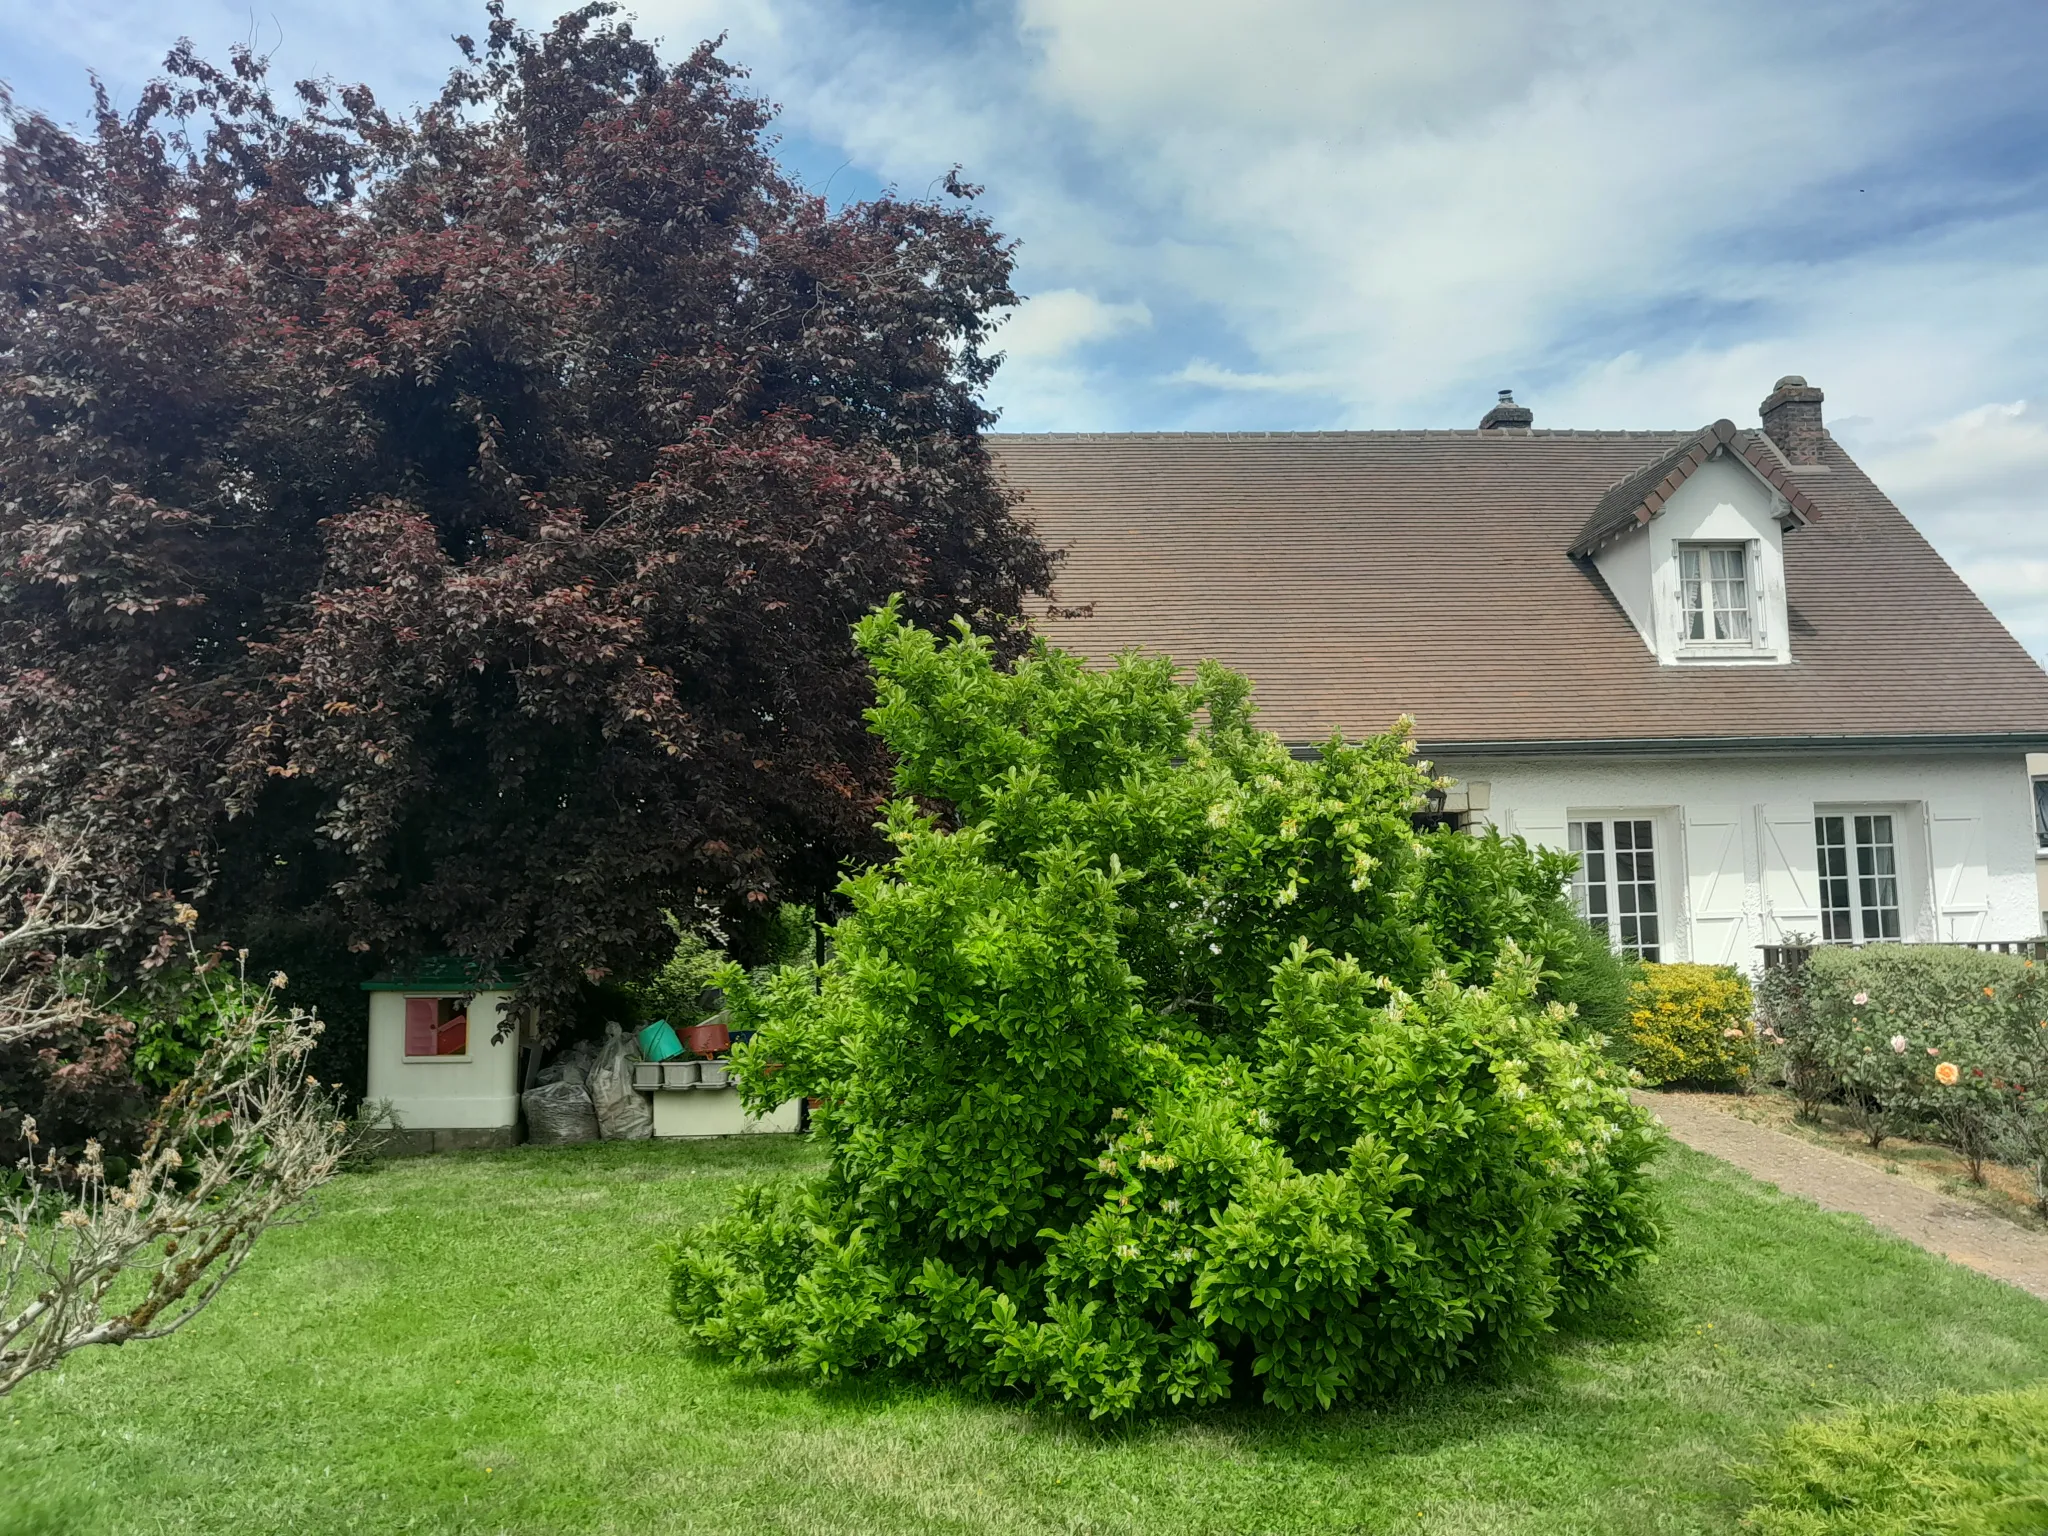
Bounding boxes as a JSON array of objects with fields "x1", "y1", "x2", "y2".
[
  {"x1": 1676, "y1": 541, "x2": 1757, "y2": 649},
  {"x1": 1569, "y1": 814, "x2": 1665, "y2": 962},
  {"x1": 401, "y1": 994, "x2": 475, "y2": 1063},
  {"x1": 1815, "y1": 809, "x2": 1904, "y2": 943}
]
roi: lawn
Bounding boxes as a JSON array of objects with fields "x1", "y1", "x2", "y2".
[{"x1": 4, "y1": 1137, "x2": 2047, "y2": 1536}]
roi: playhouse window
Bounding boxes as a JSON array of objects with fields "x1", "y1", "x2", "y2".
[{"x1": 404, "y1": 996, "x2": 469, "y2": 1058}]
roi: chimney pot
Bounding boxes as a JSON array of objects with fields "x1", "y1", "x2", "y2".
[
  {"x1": 1479, "y1": 389, "x2": 1534, "y2": 431},
  {"x1": 1760, "y1": 375, "x2": 1827, "y2": 465}
]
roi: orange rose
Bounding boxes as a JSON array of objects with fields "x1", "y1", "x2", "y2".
[{"x1": 1935, "y1": 1061, "x2": 1961, "y2": 1086}]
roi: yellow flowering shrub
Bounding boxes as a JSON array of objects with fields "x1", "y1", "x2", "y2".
[{"x1": 1625, "y1": 963, "x2": 1756, "y2": 1088}]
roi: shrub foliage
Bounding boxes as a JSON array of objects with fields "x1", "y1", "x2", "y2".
[
  {"x1": 669, "y1": 609, "x2": 1662, "y2": 1416},
  {"x1": 1624, "y1": 963, "x2": 1756, "y2": 1088},
  {"x1": 1743, "y1": 1387, "x2": 2048, "y2": 1535}
]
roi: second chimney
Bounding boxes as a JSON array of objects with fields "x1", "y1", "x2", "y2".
[
  {"x1": 1479, "y1": 389, "x2": 1533, "y2": 431},
  {"x1": 1760, "y1": 375, "x2": 1827, "y2": 465}
]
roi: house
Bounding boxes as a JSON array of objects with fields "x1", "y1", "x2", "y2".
[
  {"x1": 362, "y1": 958, "x2": 528, "y2": 1152},
  {"x1": 990, "y1": 377, "x2": 2048, "y2": 966}
]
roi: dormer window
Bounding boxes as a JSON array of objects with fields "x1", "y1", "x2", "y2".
[
  {"x1": 1679, "y1": 544, "x2": 1753, "y2": 644},
  {"x1": 1571, "y1": 419, "x2": 1815, "y2": 669}
]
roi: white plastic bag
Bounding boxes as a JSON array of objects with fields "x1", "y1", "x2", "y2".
[{"x1": 588, "y1": 1023, "x2": 654, "y2": 1140}]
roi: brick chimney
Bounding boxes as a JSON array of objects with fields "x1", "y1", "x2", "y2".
[
  {"x1": 1479, "y1": 389, "x2": 1533, "y2": 431},
  {"x1": 1759, "y1": 375, "x2": 1826, "y2": 465}
]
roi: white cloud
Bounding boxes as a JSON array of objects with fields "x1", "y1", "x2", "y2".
[
  {"x1": 992, "y1": 289, "x2": 1150, "y2": 362},
  {"x1": 1167, "y1": 360, "x2": 1333, "y2": 394}
]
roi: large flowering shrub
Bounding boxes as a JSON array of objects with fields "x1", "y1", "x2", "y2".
[{"x1": 667, "y1": 607, "x2": 1662, "y2": 1416}]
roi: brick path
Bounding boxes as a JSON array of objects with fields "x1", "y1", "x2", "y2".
[{"x1": 1637, "y1": 1090, "x2": 2048, "y2": 1303}]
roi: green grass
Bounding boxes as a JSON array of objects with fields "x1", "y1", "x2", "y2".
[{"x1": 4, "y1": 1139, "x2": 2047, "y2": 1535}]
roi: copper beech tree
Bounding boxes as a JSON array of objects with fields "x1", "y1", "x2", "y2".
[{"x1": 0, "y1": 4, "x2": 1050, "y2": 1027}]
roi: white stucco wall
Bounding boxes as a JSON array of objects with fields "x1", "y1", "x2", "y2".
[
  {"x1": 1433, "y1": 749, "x2": 2042, "y2": 966},
  {"x1": 2032, "y1": 751, "x2": 2048, "y2": 919},
  {"x1": 365, "y1": 989, "x2": 521, "y2": 1130},
  {"x1": 1589, "y1": 455, "x2": 1795, "y2": 666}
]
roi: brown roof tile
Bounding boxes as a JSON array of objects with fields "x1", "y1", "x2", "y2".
[{"x1": 989, "y1": 428, "x2": 2048, "y2": 750}]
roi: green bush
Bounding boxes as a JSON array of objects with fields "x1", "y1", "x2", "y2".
[
  {"x1": 1755, "y1": 949, "x2": 1834, "y2": 1117},
  {"x1": 625, "y1": 906, "x2": 817, "y2": 1033},
  {"x1": 1415, "y1": 826, "x2": 1637, "y2": 1041},
  {"x1": 1743, "y1": 1387, "x2": 2048, "y2": 1534},
  {"x1": 1624, "y1": 963, "x2": 1756, "y2": 1088},
  {"x1": 668, "y1": 605, "x2": 1661, "y2": 1417}
]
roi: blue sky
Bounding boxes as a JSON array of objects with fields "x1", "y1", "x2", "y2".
[{"x1": 7, "y1": 0, "x2": 2048, "y2": 660}]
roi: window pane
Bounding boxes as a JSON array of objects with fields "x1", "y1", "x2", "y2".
[
  {"x1": 1680, "y1": 547, "x2": 1705, "y2": 640},
  {"x1": 1849, "y1": 813, "x2": 1902, "y2": 943},
  {"x1": 1680, "y1": 545, "x2": 1751, "y2": 643},
  {"x1": 2035, "y1": 779, "x2": 2048, "y2": 850},
  {"x1": 1816, "y1": 816, "x2": 1852, "y2": 942}
]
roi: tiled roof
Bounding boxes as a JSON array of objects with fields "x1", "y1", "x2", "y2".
[{"x1": 989, "y1": 428, "x2": 2048, "y2": 750}]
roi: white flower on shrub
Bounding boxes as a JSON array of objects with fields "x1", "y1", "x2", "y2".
[
  {"x1": 1853, "y1": 991, "x2": 1869, "y2": 1005},
  {"x1": 1890, "y1": 1034, "x2": 1908, "y2": 1054}
]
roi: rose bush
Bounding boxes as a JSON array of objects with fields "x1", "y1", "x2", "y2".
[
  {"x1": 1771, "y1": 945, "x2": 2048, "y2": 1191},
  {"x1": 667, "y1": 607, "x2": 1662, "y2": 1416}
]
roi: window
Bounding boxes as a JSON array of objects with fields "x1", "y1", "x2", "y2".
[
  {"x1": 1816, "y1": 814, "x2": 1901, "y2": 941},
  {"x1": 2034, "y1": 777, "x2": 2048, "y2": 850},
  {"x1": 1678, "y1": 544, "x2": 1752, "y2": 643},
  {"x1": 404, "y1": 996, "x2": 469, "y2": 1058},
  {"x1": 1570, "y1": 817, "x2": 1661, "y2": 960}
]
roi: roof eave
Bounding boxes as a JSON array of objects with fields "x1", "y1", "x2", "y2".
[{"x1": 1305, "y1": 730, "x2": 2048, "y2": 760}]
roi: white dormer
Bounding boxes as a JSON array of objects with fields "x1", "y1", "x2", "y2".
[{"x1": 1572, "y1": 419, "x2": 1817, "y2": 668}]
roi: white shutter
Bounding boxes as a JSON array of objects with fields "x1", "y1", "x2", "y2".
[
  {"x1": 1510, "y1": 806, "x2": 1569, "y2": 852},
  {"x1": 1758, "y1": 802, "x2": 1821, "y2": 942},
  {"x1": 1683, "y1": 805, "x2": 1748, "y2": 965},
  {"x1": 1747, "y1": 539, "x2": 1767, "y2": 645},
  {"x1": 1930, "y1": 801, "x2": 1989, "y2": 941}
]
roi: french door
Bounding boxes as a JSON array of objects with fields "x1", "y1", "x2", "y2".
[
  {"x1": 1569, "y1": 817, "x2": 1661, "y2": 961},
  {"x1": 1816, "y1": 813, "x2": 1901, "y2": 941}
]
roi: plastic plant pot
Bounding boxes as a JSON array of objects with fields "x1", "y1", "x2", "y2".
[
  {"x1": 637, "y1": 1019, "x2": 685, "y2": 1064},
  {"x1": 661, "y1": 1060, "x2": 701, "y2": 1089},
  {"x1": 696, "y1": 1061, "x2": 731, "y2": 1090},
  {"x1": 630, "y1": 1061, "x2": 663, "y2": 1091}
]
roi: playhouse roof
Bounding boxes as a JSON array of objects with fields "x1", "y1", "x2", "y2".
[{"x1": 360, "y1": 956, "x2": 524, "y2": 993}]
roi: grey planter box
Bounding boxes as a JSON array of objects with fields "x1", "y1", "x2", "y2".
[
  {"x1": 661, "y1": 1060, "x2": 702, "y2": 1089},
  {"x1": 696, "y1": 1061, "x2": 730, "y2": 1090},
  {"x1": 630, "y1": 1061, "x2": 664, "y2": 1091}
]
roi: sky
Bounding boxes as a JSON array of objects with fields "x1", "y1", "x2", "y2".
[{"x1": 6, "y1": 0, "x2": 2048, "y2": 661}]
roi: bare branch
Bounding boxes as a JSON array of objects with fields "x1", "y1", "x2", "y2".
[{"x1": 1, "y1": 958, "x2": 353, "y2": 1398}]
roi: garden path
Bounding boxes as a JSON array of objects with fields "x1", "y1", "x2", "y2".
[{"x1": 1636, "y1": 1090, "x2": 2048, "y2": 1303}]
